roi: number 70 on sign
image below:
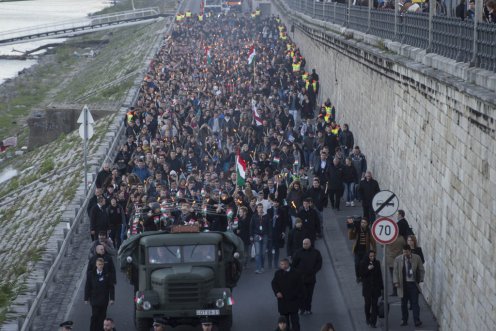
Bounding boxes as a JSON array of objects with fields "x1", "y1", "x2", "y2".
[{"x1": 371, "y1": 217, "x2": 399, "y2": 245}]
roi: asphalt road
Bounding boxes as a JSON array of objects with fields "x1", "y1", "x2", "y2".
[{"x1": 68, "y1": 237, "x2": 353, "y2": 331}]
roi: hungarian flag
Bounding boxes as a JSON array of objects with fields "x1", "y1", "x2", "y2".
[
  {"x1": 236, "y1": 153, "x2": 247, "y2": 187},
  {"x1": 252, "y1": 106, "x2": 262, "y2": 126},
  {"x1": 247, "y1": 45, "x2": 256, "y2": 65},
  {"x1": 205, "y1": 46, "x2": 212, "y2": 65}
]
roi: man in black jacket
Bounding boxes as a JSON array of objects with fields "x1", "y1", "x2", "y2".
[
  {"x1": 360, "y1": 250, "x2": 383, "y2": 328},
  {"x1": 358, "y1": 171, "x2": 380, "y2": 222},
  {"x1": 267, "y1": 196, "x2": 288, "y2": 269},
  {"x1": 327, "y1": 158, "x2": 344, "y2": 211},
  {"x1": 296, "y1": 198, "x2": 320, "y2": 243},
  {"x1": 84, "y1": 258, "x2": 115, "y2": 331},
  {"x1": 271, "y1": 258, "x2": 305, "y2": 331},
  {"x1": 90, "y1": 196, "x2": 109, "y2": 241},
  {"x1": 305, "y1": 178, "x2": 326, "y2": 235},
  {"x1": 292, "y1": 239, "x2": 322, "y2": 315}
]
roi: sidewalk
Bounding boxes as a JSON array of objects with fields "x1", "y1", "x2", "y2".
[{"x1": 320, "y1": 203, "x2": 439, "y2": 331}]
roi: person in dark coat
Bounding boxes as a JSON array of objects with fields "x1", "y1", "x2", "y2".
[
  {"x1": 359, "y1": 250, "x2": 383, "y2": 328},
  {"x1": 95, "y1": 163, "x2": 112, "y2": 189},
  {"x1": 396, "y1": 209, "x2": 412, "y2": 241},
  {"x1": 271, "y1": 258, "x2": 305, "y2": 331},
  {"x1": 267, "y1": 196, "x2": 288, "y2": 269},
  {"x1": 357, "y1": 171, "x2": 380, "y2": 222},
  {"x1": 235, "y1": 206, "x2": 251, "y2": 267},
  {"x1": 327, "y1": 158, "x2": 344, "y2": 210},
  {"x1": 84, "y1": 258, "x2": 115, "y2": 331},
  {"x1": 292, "y1": 239, "x2": 323, "y2": 314},
  {"x1": 287, "y1": 218, "x2": 307, "y2": 259},
  {"x1": 90, "y1": 196, "x2": 109, "y2": 241},
  {"x1": 305, "y1": 178, "x2": 326, "y2": 235},
  {"x1": 312, "y1": 150, "x2": 331, "y2": 191},
  {"x1": 87, "y1": 244, "x2": 117, "y2": 285},
  {"x1": 296, "y1": 198, "x2": 320, "y2": 243}
]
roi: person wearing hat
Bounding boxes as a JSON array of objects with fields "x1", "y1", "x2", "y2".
[
  {"x1": 59, "y1": 321, "x2": 73, "y2": 331},
  {"x1": 201, "y1": 317, "x2": 214, "y2": 330},
  {"x1": 274, "y1": 316, "x2": 288, "y2": 331},
  {"x1": 153, "y1": 317, "x2": 167, "y2": 330}
]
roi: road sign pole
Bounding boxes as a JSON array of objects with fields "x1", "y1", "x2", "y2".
[
  {"x1": 84, "y1": 107, "x2": 88, "y2": 196},
  {"x1": 384, "y1": 244, "x2": 389, "y2": 331}
]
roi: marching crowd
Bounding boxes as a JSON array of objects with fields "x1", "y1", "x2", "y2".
[{"x1": 74, "y1": 9, "x2": 426, "y2": 331}]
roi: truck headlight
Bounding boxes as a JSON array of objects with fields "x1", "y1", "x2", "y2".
[
  {"x1": 126, "y1": 256, "x2": 133, "y2": 263},
  {"x1": 215, "y1": 298, "x2": 225, "y2": 308},
  {"x1": 143, "y1": 301, "x2": 152, "y2": 310},
  {"x1": 233, "y1": 252, "x2": 240, "y2": 259}
]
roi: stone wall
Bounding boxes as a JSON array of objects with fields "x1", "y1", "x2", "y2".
[
  {"x1": 27, "y1": 106, "x2": 115, "y2": 149},
  {"x1": 272, "y1": 3, "x2": 496, "y2": 330}
]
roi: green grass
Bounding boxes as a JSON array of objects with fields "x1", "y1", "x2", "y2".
[{"x1": 0, "y1": 282, "x2": 15, "y2": 324}]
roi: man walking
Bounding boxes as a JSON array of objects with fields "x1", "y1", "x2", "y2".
[
  {"x1": 271, "y1": 258, "x2": 305, "y2": 331},
  {"x1": 359, "y1": 250, "x2": 383, "y2": 328},
  {"x1": 347, "y1": 217, "x2": 376, "y2": 283},
  {"x1": 393, "y1": 245, "x2": 425, "y2": 327},
  {"x1": 291, "y1": 238, "x2": 322, "y2": 315},
  {"x1": 84, "y1": 258, "x2": 115, "y2": 331},
  {"x1": 357, "y1": 171, "x2": 380, "y2": 222}
]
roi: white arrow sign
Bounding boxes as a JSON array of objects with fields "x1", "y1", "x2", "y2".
[
  {"x1": 77, "y1": 105, "x2": 95, "y2": 124},
  {"x1": 79, "y1": 124, "x2": 94, "y2": 140},
  {"x1": 372, "y1": 190, "x2": 399, "y2": 217}
]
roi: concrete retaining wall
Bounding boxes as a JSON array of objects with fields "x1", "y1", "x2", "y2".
[{"x1": 272, "y1": 2, "x2": 496, "y2": 330}]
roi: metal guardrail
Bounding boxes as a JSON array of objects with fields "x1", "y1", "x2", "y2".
[
  {"x1": 285, "y1": 0, "x2": 496, "y2": 72},
  {"x1": 0, "y1": 7, "x2": 160, "y2": 45}
]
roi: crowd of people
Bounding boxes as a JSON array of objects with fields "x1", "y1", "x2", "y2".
[{"x1": 78, "y1": 7, "x2": 427, "y2": 331}]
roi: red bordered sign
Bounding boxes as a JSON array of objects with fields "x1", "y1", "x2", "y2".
[{"x1": 371, "y1": 217, "x2": 399, "y2": 245}]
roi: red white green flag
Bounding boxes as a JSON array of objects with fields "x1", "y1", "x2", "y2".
[
  {"x1": 247, "y1": 45, "x2": 256, "y2": 65},
  {"x1": 236, "y1": 153, "x2": 247, "y2": 187}
]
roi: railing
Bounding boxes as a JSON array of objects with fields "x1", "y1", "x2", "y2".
[
  {"x1": 0, "y1": 7, "x2": 160, "y2": 44},
  {"x1": 285, "y1": 0, "x2": 496, "y2": 72}
]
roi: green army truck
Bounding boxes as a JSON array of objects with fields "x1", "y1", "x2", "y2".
[{"x1": 118, "y1": 226, "x2": 244, "y2": 331}]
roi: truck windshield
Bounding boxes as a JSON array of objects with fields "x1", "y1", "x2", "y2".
[{"x1": 148, "y1": 244, "x2": 216, "y2": 264}]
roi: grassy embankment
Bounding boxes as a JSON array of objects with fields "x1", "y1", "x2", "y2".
[{"x1": 0, "y1": 0, "x2": 176, "y2": 324}]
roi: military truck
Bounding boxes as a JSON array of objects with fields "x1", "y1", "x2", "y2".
[{"x1": 118, "y1": 226, "x2": 244, "y2": 331}]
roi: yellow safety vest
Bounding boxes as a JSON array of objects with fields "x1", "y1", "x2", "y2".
[
  {"x1": 127, "y1": 112, "x2": 134, "y2": 123},
  {"x1": 185, "y1": 11, "x2": 192, "y2": 18},
  {"x1": 278, "y1": 25, "x2": 284, "y2": 32},
  {"x1": 176, "y1": 14, "x2": 181, "y2": 21},
  {"x1": 305, "y1": 80, "x2": 310, "y2": 90},
  {"x1": 324, "y1": 105, "x2": 333, "y2": 122},
  {"x1": 312, "y1": 81, "x2": 317, "y2": 92},
  {"x1": 276, "y1": 18, "x2": 281, "y2": 23},
  {"x1": 292, "y1": 62, "x2": 300, "y2": 72},
  {"x1": 198, "y1": 14, "x2": 203, "y2": 21},
  {"x1": 280, "y1": 33, "x2": 287, "y2": 40},
  {"x1": 331, "y1": 127, "x2": 340, "y2": 135},
  {"x1": 302, "y1": 73, "x2": 308, "y2": 81},
  {"x1": 256, "y1": 9, "x2": 261, "y2": 16}
]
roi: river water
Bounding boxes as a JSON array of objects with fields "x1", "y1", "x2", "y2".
[{"x1": 0, "y1": 0, "x2": 111, "y2": 84}]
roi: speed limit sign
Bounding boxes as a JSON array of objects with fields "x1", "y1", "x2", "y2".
[{"x1": 371, "y1": 217, "x2": 399, "y2": 245}]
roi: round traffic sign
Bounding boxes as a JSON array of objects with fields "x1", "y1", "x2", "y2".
[
  {"x1": 372, "y1": 190, "x2": 399, "y2": 217},
  {"x1": 371, "y1": 217, "x2": 399, "y2": 245}
]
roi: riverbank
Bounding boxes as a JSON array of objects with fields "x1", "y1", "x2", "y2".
[
  {"x1": 0, "y1": 0, "x2": 176, "y2": 326},
  {"x1": 0, "y1": 0, "x2": 175, "y2": 148}
]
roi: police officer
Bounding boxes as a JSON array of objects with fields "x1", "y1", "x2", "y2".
[{"x1": 59, "y1": 321, "x2": 73, "y2": 331}]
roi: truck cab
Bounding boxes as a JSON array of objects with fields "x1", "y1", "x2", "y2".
[{"x1": 119, "y1": 226, "x2": 243, "y2": 331}]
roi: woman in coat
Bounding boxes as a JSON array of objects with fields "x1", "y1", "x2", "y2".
[{"x1": 360, "y1": 250, "x2": 383, "y2": 328}]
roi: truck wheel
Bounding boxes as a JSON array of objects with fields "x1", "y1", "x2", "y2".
[
  {"x1": 136, "y1": 317, "x2": 153, "y2": 331},
  {"x1": 218, "y1": 315, "x2": 232, "y2": 331}
]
